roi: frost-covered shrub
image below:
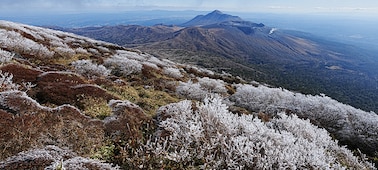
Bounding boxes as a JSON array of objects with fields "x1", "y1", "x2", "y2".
[
  {"x1": 147, "y1": 56, "x2": 171, "y2": 67},
  {"x1": 115, "y1": 50, "x2": 144, "y2": 61},
  {"x1": 104, "y1": 55, "x2": 142, "y2": 77},
  {"x1": 64, "y1": 36, "x2": 80, "y2": 44},
  {"x1": 88, "y1": 48, "x2": 100, "y2": 55},
  {"x1": 142, "y1": 61, "x2": 159, "y2": 70},
  {"x1": 75, "y1": 47, "x2": 88, "y2": 54},
  {"x1": 176, "y1": 80, "x2": 208, "y2": 101},
  {"x1": 49, "y1": 157, "x2": 119, "y2": 170},
  {"x1": 147, "y1": 96, "x2": 374, "y2": 169},
  {"x1": 230, "y1": 84, "x2": 378, "y2": 156},
  {"x1": 54, "y1": 46, "x2": 75, "y2": 57},
  {"x1": 0, "y1": 145, "x2": 119, "y2": 170},
  {"x1": 71, "y1": 59, "x2": 110, "y2": 79},
  {"x1": 187, "y1": 65, "x2": 215, "y2": 76},
  {"x1": 198, "y1": 77, "x2": 227, "y2": 94},
  {"x1": 0, "y1": 49, "x2": 14, "y2": 63},
  {"x1": 49, "y1": 39, "x2": 69, "y2": 48},
  {"x1": 163, "y1": 67, "x2": 183, "y2": 78},
  {"x1": 0, "y1": 71, "x2": 19, "y2": 92},
  {"x1": 176, "y1": 77, "x2": 227, "y2": 101},
  {"x1": 0, "y1": 29, "x2": 54, "y2": 58},
  {"x1": 0, "y1": 145, "x2": 74, "y2": 169},
  {"x1": 97, "y1": 46, "x2": 110, "y2": 53}
]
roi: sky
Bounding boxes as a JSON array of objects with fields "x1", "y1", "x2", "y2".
[{"x1": 1, "y1": 0, "x2": 378, "y2": 15}]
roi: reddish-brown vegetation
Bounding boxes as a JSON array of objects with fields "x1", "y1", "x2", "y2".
[{"x1": 36, "y1": 71, "x2": 116, "y2": 107}]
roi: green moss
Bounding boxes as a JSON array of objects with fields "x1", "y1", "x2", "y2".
[
  {"x1": 103, "y1": 84, "x2": 140, "y2": 103},
  {"x1": 134, "y1": 86, "x2": 179, "y2": 115},
  {"x1": 51, "y1": 53, "x2": 91, "y2": 66},
  {"x1": 82, "y1": 96, "x2": 112, "y2": 119},
  {"x1": 91, "y1": 141, "x2": 115, "y2": 162},
  {"x1": 103, "y1": 83, "x2": 179, "y2": 116}
]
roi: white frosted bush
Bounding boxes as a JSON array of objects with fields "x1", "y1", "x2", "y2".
[
  {"x1": 64, "y1": 37, "x2": 79, "y2": 44},
  {"x1": 150, "y1": 96, "x2": 373, "y2": 169},
  {"x1": 71, "y1": 59, "x2": 110, "y2": 78},
  {"x1": 230, "y1": 84, "x2": 378, "y2": 156},
  {"x1": 97, "y1": 46, "x2": 110, "y2": 53},
  {"x1": 198, "y1": 77, "x2": 227, "y2": 94},
  {"x1": 0, "y1": 49, "x2": 14, "y2": 63},
  {"x1": 104, "y1": 55, "x2": 142, "y2": 77},
  {"x1": 176, "y1": 80, "x2": 209, "y2": 101},
  {"x1": 0, "y1": 145, "x2": 119, "y2": 170},
  {"x1": 176, "y1": 77, "x2": 227, "y2": 101},
  {"x1": 187, "y1": 65, "x2": 215, "y2": 76},
  {"x1": 53, "y1": 157, "x2": 119, "y2": 170},
  {"x1": 75, "y1": 47, "x2": 88, "y2": 54},
  {"x1": 115, "y1": 50, "x2": 145, "y2": 61},
  {"x1": 49, "y1": 39, "x2": 69, "y2": 48},
  {"x1": 142, "y1": 61, "x2": 159, "y2": 70},
  {"x1": 163, "y1": 67, "x2": 183, "y2": 78},
  {"x1": 88, "y1": 48, "x2": 99, "y2": 55},
  {"x1": 0, "y1": 29, "x2": 54, "y2": 58},
  {"x1": 54, "y1": 46, "x2": 75, "y2": 57},
  {"x1": 147, "y1": 56, "x2": 171, "y2": 67}
]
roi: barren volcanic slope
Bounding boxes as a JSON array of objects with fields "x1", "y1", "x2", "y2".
[
  {"x1": 1, "y1": 20, "x2": 378, "y2": 169},
  {"x1": 56, "y1": 10, "x2": 378, "y2": 113}
]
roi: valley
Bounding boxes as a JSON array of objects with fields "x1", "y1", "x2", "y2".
[{"x1": 54, "y1": 10, "x2": 378, "y2": 113}]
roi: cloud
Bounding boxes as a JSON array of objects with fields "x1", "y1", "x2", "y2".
[
  {"x1": 314, "y1": 6, "x2": 378, "y2": 12},
  {"x1": 0, "y1": 0, "x2": 105, "y2": 10},
  {"x1": 268, "y1": 6, "x2": 295, "y2": 9}
]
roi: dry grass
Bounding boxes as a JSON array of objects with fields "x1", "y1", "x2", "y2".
[{"x1": 0, "y1": 103, "x2": 105, "y2": 160}]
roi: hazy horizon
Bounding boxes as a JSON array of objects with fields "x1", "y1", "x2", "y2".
[
  {"x1": 1, "y1": 0, "x2": 378, "y2": 16},
  {"x1": 1, "y1": 1, "x2": 378, "y2": 50}
]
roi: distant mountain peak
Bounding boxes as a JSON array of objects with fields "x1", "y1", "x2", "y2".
[
  {"x1": 181, "y1": 10, "x2": 243, "y2": 27},
  {"x1": 210, "y1": 10, "x2": 223, "y2": 14}
]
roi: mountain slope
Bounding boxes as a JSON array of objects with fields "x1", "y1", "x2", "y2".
[
  {"x1": 1, "y1": 20, "x2": 377, "y2": 168},
  {"x1": 55, "y1": 11, "x2": 378, "y2": 113}
]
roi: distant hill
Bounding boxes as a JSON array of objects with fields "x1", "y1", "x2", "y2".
[{"x1": 50, "y1": 11, "x2": 378, "y2": 113}]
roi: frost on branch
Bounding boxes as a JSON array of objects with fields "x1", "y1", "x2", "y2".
[
  {"x1": 0, "y1": 71, "x2": 19, "y2": 92},
  {"x1": 71, "y1": 59, "x2": 110, "y2": 79},
  {"x1": 151, "y1": 96, "x2": 374, "y2": 169}
]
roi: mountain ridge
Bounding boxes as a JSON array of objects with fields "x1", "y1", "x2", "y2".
[{"x1": 51, "y1": 11, "x2": 378, "y2": 113}]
